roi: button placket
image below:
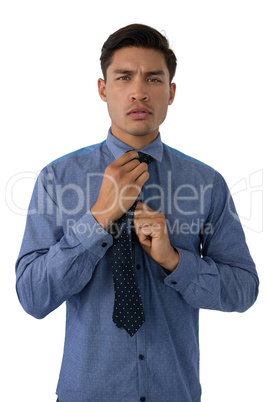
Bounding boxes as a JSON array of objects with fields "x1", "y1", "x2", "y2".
[{"x1": 137, "y1": 325, "x2": 147, "y2": 401}]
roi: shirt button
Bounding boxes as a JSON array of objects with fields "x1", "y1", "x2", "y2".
[
  {"x1": 136, "y1": 264, "x2": 141, "y2": 270},
  {"x1": 140, "y1": 397, "x2": 146, "y2": 401},
  {"x1": 138, "y1": 354, "x2": 145, "y2": 360},
  {"x1": 171, "y1": 281, "x2": 177, "y2": 285},
  {"x1": 101, "y1": 242, "x2": 107, "y2": 248}
]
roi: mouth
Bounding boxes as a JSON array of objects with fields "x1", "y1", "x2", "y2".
[{"x1": 127, "y1": 107, "x2": 152, "y2": 120}]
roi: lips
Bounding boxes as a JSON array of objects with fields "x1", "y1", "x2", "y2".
[{"x1": 127, "y1": 107, "x2": 152, "y2": 120}]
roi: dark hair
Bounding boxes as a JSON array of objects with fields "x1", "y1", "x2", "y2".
[{"x1": 100, "y1": 24, "x2": 177, "y2": 84}]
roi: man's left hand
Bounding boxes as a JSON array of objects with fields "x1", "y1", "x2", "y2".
[{"x1": 133, "y1": 202, "x2": 179, "y2": 272}]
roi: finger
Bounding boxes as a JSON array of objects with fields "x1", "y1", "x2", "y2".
[
  {"x1": 134, "y1": 169, "x2": 150, "y2": 189},
  {"x1": 137, "y1": 223, "x2": 153, "y2": 236},
  {"x1": 134, "y1": 202, "x2": 147, "y2": 216},
  {"x1": 134, "y1": 223, "x2": 151, "y2": 246},
  {"x1": 135, "y1": 201, "x2": 152, "y2": 211},
  {"x1": 135, "y1": 219, "x2": 162, "y2": 233},
  {"x1": 113, "y1": 150, "x2": 139, "y2": 167},
  {"x1": 137, "y1": 231, "x2": 152, "y2": 247},
  {"x1": 132, "y1": 161, "x2": 148, "y2": 178},
  {"x1": 124, "y1": 158, "x2": 141, "y2": 172},
  {"x1": 134, "y1": 202, "x2": 159, "y2": 216}
]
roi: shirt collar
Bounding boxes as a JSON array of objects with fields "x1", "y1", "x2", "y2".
[{"x1": 106, "y1": 128, "x2": 163, "y2": 162}]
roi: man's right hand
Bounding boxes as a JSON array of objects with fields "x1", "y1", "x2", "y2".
[{"x1": 91, "y1": 151, "x2": 149, "y2": 231}]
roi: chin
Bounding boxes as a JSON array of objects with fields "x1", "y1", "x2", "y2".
[
  {"x1": 128, "y1": 131, "x2": 152, "y2": 137},
  {"x1": 126, "y1": 125, "x2": 157, "y2": 137}
]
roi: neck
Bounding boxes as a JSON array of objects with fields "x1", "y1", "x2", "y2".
[{"x1": 111, "y1": 125, "x2": 159, "y2": 149}]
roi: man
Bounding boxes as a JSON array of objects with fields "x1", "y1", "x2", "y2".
[{"x1": 16, "y1": 24, "x2": 259, "y2": 401}]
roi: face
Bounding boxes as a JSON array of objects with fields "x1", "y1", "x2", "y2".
[{"x1": 98, "y1": 47, "x2": 176, "y2": 147}]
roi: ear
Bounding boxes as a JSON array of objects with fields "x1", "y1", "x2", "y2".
[
  {"x1": 98, "y1": 78, "x2": 107, "y2": 102},
  {"x1": 168, "y1": 83, "x2": 176, "y2": 105}
]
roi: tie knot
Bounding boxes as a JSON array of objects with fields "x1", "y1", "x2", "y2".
[{"x1": 138, "y1": 152, "x2": 154, "y2": 164}]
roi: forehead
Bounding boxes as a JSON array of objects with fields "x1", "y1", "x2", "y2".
[{"x1": 107, "y1": 47, "x2": 168, "y2": 74}]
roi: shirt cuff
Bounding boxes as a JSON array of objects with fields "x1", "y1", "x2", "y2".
[
  {"x1": 164, "y1": 248, "x2": 198, "y2": 293},
  {"x1": 70, "y1": 211, "x2": 113, "y2": 256}
]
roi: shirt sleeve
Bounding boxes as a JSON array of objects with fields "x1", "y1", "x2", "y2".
[
  {"x1": 164, "y1": 171, "x2": 259, "y2": 312},
  {"x1": 15, "y1": 167, "x2": 113, "y2": 319}
]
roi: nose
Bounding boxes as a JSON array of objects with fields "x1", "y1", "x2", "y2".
[{"x1": 129, "y1": 79, "x2": 150, "y2": 102}]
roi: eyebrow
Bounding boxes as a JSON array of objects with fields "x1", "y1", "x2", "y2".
[{"x1": 113, "y1": 69, "x2": 166, "y2": 76}]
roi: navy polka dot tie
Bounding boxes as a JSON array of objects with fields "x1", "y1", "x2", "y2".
[{"x1": 111, "y1": 152, "x2": 153, "y2": 336}]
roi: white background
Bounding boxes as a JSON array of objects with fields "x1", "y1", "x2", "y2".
[{"x1": 1, "y1": 1, "x2": 267, "y2": 401}]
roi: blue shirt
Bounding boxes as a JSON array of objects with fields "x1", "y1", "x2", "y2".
[{"x1": 16, "y1": 129, "x2": 259, "y2": 402}]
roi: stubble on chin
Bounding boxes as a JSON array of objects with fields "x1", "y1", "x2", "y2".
[{"x1": 123, "y1": 122, "x2": 158, "y2": 137}]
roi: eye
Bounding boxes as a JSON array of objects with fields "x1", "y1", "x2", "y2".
[
  {"x1": 147, "y1": 78, "x2": 161, "y2": 83},
  {"x1": 117, "y1": 76, "x2": 130, "y2": 81}
]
